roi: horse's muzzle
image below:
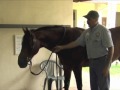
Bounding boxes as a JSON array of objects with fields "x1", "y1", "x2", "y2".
[{"x1": 18, "y1": 58, "x2": 28, "y2": 68}]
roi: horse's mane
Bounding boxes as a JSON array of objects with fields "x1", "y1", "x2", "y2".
[
  {"x1": 35, "y1": 25, "x2": 67, "y2": 31},
  {"x1": 30, "y1": 26, "x2": 85, "y2": 36}
]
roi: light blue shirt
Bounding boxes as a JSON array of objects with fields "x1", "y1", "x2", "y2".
[{"x1": 76, "y1": 24, "x2": 114, "y2": 59}]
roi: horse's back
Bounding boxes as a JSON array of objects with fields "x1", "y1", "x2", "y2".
[{"x1": 110, "y1": 26, "x2": 120, "y2": 61}]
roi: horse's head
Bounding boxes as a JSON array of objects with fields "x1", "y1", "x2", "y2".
[
  {"x1": 18, "y1": 28, "x2": 40, "y2": 68},
  {"x1": 18, "y1": 26, "x2": 67, "y2": 68}
]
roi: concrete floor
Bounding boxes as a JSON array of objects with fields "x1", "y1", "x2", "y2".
[
  {"x1": 52, "y1": 61, "x2": 120, "y2": 90},
  {"x1": 53, "y1": 61, "x2": 120, "y2": 90},
  {"x1": 69, "y1": 72, "x2": 120, "y2": 90},
  {"x1": 53, "y1": 71, "x2": 120, "y2": 90}
]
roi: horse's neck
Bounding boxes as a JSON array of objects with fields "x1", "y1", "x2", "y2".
[
  {"x1": 35, "y1": 29, "x2": 63, "y2": 50},
  {"x1": 35, "y1": 27, "x2": 84, "y2": 50}
]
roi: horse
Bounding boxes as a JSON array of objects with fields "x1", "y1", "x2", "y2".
[{"x1": 18, "y1": 25, "x2": 120, "y2": 90}]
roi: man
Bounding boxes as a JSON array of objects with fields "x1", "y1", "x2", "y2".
[{"x1": 54, "y1": 10, "x2": 114, "y2": 90}]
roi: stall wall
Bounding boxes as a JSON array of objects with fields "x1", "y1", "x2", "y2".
[{"x1": 0, "y1": 0, "x2": 73, "y2": 90}]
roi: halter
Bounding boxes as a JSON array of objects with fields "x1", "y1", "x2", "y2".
[{"x1": 28, "y1": 26, "x2": 67, "y2": 75}]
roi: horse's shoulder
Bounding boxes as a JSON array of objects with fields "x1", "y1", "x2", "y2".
[{"x1": 109, "y1": 26, "x2": 120, "y2": 36}]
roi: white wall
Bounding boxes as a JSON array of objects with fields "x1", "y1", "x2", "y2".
[{"x1": 0, "y1": 0, "x2": 73, "y2": 90}]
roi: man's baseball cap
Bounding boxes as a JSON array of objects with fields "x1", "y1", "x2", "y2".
[{"x1": 83, "y1": 10, "x2": 99, "y2": 19}]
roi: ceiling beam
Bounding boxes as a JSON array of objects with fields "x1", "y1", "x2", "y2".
[{"x1": 73, "y1": 0, "x2": 91, "y2": 2}]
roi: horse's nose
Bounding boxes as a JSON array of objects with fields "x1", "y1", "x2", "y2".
[{"x1": 18, "y1": 58, "x2": 27, "y2": 68}]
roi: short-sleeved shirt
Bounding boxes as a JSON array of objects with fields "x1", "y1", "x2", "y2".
[{"x1": 76, "y1": 24, "x2": 114, "y2": 59}]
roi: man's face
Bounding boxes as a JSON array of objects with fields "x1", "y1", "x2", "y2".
[{"x1": 87, "y1": 18, "x2": 98, "y2": 28}]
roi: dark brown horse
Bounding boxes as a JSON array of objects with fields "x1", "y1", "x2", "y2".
[{"x1": 18, "y1": 26, "x2": 120, "y2": 90}]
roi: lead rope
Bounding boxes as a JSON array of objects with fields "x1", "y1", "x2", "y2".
[
  {"x1": 55, "y1": 26, "x2": 66, "y2": 90},
  {"x1": 29, "y1": 52, "x2": 60, "y2": 90},
  {"x1": 29, "y1": 51, "x2": 53, "y2": 75},
  {"x1": 29, "y1": 26, "x2": 66, "y2": 75},
  {"x1": 29, "y1": 26, "x2": 66, "y2": 90},
  {"x1": 56, "y1": 53, "x2": 59, "y2": 90}
]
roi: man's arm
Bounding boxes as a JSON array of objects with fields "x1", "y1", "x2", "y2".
[
  {"x1": 103, "y1": 46, "x2": 114, "y2": 76},
  {"x1": 53, "y1": 37, "x2": 82, "y2": 53},
  {"x1": 107, "y1": 46, "x2": 114, "y2": 65},
  {"x1": 53, "y1": 30, "x2": 87, "y2": 53}
]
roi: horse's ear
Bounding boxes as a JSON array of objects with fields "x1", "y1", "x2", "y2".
[
  {"x1": 23, "y1": 28, "x2": 28, "y2": 33},
  {"x1": 22, "y1": 28, "x2": 35, "y2": 38},
  {"x1": 29, "y1": 30, "x2": 36, "y2": 38}
]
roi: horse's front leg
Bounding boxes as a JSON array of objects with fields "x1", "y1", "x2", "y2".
[
  {"x1": 73, "y1": 65, "x2": 82, "y2": 90},
  {"x1": 63, "y1": 65, "x2": 72, "y2": 90}
]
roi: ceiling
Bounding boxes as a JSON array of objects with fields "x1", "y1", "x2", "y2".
[{"x1": 73, "y1": 0, "x2": 120, "y2": 3}]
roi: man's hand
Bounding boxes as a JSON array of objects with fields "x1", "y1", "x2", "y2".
[
  {"x1": 102, "y1": 65, "x2": 110, "y2": 77},
  {"x1": 53, "y1": 46, "x2": 64, "y2": 53}
]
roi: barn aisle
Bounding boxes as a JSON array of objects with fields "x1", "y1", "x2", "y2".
[
  {"x1": 64, "y1": 72, "x2": 120, "y2": 90},
  {"x1": 53, "y1": 71, "x2": 90, "y2": 90},
  {"x1": 53, "y1": 61, "x2": 120, "y2": 90},
  {"x1": 69, "y1": 63, "x2": 120, "y2": 90}
]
